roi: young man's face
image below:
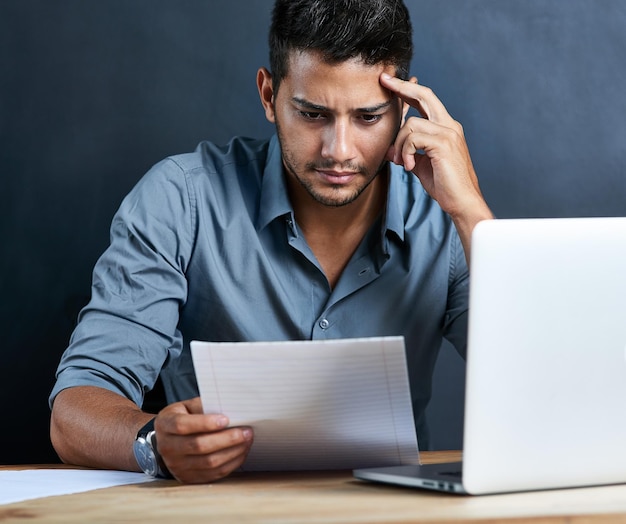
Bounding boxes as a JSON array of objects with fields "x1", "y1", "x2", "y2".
[{"x1": 259, "y1": 50, "x2": 405, "y2": 207}]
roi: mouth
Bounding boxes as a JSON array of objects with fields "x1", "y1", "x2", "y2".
[{"x1": 315, "y1": 170, "x2": 359, "y2": 185}]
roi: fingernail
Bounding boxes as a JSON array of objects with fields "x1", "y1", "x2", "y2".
[
  {"x1": 216, "y1": 415, "x2": 228, "y2": 428},
  {"x1": 381, "y1": 72, "x2": 392, "y2": 80},
  {"x1": 242, "y1": 428, "x2": 253, "y2": 440}
]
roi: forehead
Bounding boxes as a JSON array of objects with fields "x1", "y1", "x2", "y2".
[{"x1": 281, "y1": 50, "x2": 396, "y2": 107}]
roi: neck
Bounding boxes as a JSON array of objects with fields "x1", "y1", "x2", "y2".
[{"x1": 286, "y1": 168, "x2": 388, "y2": 290}]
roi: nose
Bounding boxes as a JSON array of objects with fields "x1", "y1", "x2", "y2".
[{"x1": 321, "y1": 119, "x2": 357, "y2": 165}]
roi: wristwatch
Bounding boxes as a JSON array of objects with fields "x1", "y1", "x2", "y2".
[{"x1": 132, "y1": 418, "x2": 172, "y2": 478}]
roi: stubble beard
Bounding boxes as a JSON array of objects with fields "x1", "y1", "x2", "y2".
[{"x1": 276, "y1": 126, "x2": 387, "y2": 208}]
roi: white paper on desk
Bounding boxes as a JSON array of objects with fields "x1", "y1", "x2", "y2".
[
  {"x1": 0, "y1": 469, "x2": 154, "y2": 506},
  {"x1": 190, "y1": 336, "x2": 419, "y2": 471}
]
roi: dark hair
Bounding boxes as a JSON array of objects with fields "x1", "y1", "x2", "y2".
[{"x1": 269, "y1": 0, "x2": 413, "y2": 91}]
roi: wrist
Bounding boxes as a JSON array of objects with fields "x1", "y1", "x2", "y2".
[
  {"x1": 449, "y1": 199, "x2": 494, "y2": 265},
  {"x1": 132, "y1": 417, "x2": 173, "y2": 479}
]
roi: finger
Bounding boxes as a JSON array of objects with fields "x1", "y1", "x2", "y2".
[
  {"x1": 162, "y1": 429, "x2": 253, "y2": 484},
  {"x1": 167, "y1": 426, "x2": 254, "y2": 457},
  {"x1": 398, "y1": 125, "x2": 454, "y2": 173},
  {"x1": 380, "y1": 73, "x2": 454, "y2": 126},
  {"x1": 158, "y1": 396, "x2": 204, "y2": 415},
  {"x1": 156, "y1": 402, "x2": 230, "y2": 436},
  {"x1": 395, "y1": 133, "x2": 421, "y2": 172},
  {"x1": 174, "y1": 441, "x2": 252, "y2": 484},
  {"x1": 178, "y1": 396, "x2": 204, "y2": 414},
  {"x1": 390, "y1": 116, "x2": 438, "y2": 168}
]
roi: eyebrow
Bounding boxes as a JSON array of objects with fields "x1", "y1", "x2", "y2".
[{"x1": 291, "y1": 97, "x2": 392, "y2": 113}]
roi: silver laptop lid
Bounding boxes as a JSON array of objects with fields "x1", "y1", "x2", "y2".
[{"x1": 463, "y1": 217, "x2": 626, "y2": 494}]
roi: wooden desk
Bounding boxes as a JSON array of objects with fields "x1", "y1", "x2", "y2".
[{"x1": 2, "y1": 451, "x2": 626, "y2": 523}]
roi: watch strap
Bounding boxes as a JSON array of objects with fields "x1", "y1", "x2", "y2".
[
  {"x1": 135, "y1": 417, "x2": 173, "y2": 479},
  {"x1": 136, "y1": 417, "x2": 156, "y2": 438}
]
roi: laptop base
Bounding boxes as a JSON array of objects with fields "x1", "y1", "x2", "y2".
[{"x1": 354, "y1": 462, "x2": 466, "y2": 494}]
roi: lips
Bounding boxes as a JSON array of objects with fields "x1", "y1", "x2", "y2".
[{"x1": 316, "y1": 170, "x2": 359, "y2": 184}]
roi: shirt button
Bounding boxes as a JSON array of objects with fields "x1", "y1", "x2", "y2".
[{"x1": 319, "y1": 318, "x2": 330, "y2": 329}]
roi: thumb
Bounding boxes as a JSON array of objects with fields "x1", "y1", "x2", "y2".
[{"x1": 177, "y1": 396, "x2": 205, "y2": 415}]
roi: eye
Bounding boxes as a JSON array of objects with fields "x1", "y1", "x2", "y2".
[
  {"x1": 299, "y1": 111, "x2": 326, "y2": 121},
  {"x1": 360, "y1": 114, "x2": 383, "y2": 124}
]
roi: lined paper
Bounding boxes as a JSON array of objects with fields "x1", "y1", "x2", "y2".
[{"x1": 190, "y1": 336, "x2": 419, "y2": 471}]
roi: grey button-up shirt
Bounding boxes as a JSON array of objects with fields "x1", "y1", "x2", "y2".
[{"x1": 51, "y1": 134, "x2": 469, "y2": 449}]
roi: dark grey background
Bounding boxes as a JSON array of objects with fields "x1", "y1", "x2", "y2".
[{"x1": 1, "y1": 1, "x2": 625, "y2": 464}]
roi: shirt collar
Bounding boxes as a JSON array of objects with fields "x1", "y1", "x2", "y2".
[
  {"x1": 256, "y1": 134, "x2": 407, "y2": 243},
  {"x1": 256, "y1": 135, "x2": 295, "y2": 232}
]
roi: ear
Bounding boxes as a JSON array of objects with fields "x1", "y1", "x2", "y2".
[
  {"x1": 401, "y1": 76, "x2": 419, "y2": 121},
  {"x1": 257, "y1": 67, "x2": 276, "y2": 123}
]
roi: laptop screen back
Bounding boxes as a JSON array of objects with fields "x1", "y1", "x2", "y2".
[{"x1": 463, "y1": 217, "x2": 626, "y2": 494}]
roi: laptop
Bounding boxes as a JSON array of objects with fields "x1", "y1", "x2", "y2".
[{"x1": 354, "y1": 217, "x2": 626, "y2": 495}]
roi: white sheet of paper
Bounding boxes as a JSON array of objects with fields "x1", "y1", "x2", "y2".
[
  {"x1": 191, "y1": 336, "x2": 419, "y2": 471},
  {"x1": 0, "y1": 469, "x2": 154, "y2": 506}
]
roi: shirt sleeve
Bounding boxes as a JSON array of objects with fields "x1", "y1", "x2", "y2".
[
  {"x1": 442, "y1": 229, "x2": 470, "y2": 360},
  {"x1": 49, "y1": 158, "x2": 196, "y2": 407}
]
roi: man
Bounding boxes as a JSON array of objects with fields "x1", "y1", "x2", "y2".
[{"x1": 50, "y1": 0, "x2": 493, "y2": 484}]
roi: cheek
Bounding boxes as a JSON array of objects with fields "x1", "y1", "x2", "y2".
[
  {"x1": 278, "y1": 120, "x2": 318, "y2": 165},
  {"x1": 359, "y1": 126, "x2": 397, "y2": 161},
  {"x1": 285, "y1": 120, "x2": 321, "y2": 152}
]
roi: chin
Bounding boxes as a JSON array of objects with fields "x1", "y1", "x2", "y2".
[{"x1": 311, "y1": 188, "x2": 362, "y2": 207}]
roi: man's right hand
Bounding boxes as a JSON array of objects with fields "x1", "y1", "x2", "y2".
[{"x1": 155, "y1": 397, "x2": 253, "y2": 484}]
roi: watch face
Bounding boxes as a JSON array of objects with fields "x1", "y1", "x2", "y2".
[{"x1": 133, "y1": 436, "x2": 159, "y2": 477}]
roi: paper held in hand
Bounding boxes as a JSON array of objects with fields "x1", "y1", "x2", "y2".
[{"x1": 190, "y1": 336, "x2": 419, "y2": 471}]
